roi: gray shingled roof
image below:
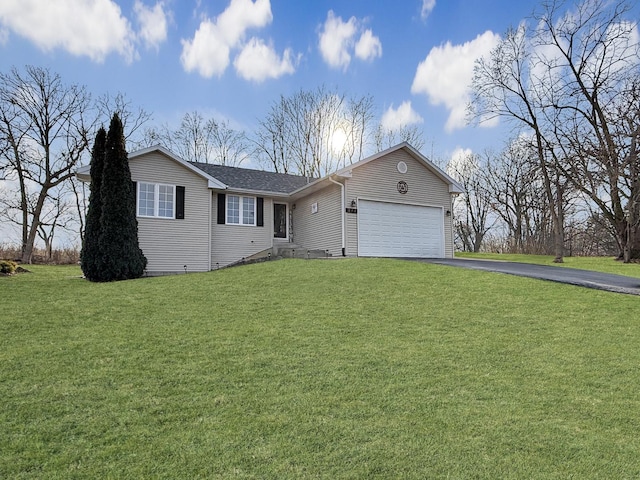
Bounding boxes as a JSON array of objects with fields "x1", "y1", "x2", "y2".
[{"x1": 190, "y1": 162, "x2": 314, "y2": 194}]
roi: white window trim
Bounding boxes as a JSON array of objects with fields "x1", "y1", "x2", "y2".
[
  {"x1": 137, "y1": 182, "x2": 175, "y2": 219},
  {"x1": 226, "y1": 194, "x2": 256, "y2": 226}
]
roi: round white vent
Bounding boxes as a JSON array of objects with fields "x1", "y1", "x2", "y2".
[{"x1": 397, "y1": 161, "x2": 408, "y2": 174}]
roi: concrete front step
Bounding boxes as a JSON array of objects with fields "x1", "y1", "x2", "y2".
[{"x1": 277, "y1": 247, "x2": 331, "y2": 259}]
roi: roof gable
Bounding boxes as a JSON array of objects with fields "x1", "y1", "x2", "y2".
[
  {"x1": 336, "y1": 142, "x2": 463, "y2": 193},
  {"x1": 290, "y1": 142, "x2": 463, "y2": 197},
  {"x1": 129, "y1": 146, "x2": 227, "y2": 189}
]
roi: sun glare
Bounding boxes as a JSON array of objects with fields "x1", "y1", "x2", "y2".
[{"x1": 330, "y1": 127, "x2": 348, "y2": 156}]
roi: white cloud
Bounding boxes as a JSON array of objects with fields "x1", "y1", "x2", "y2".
[
  {"x1": 181, "y1": 20, "x2": 230, "y2": 77},
  {"x1": 318, "y1": 10, "x2": 358, "y2": 70},
  {"x1": 381, "y1": 101, "x2": 423, "y2": 132},
  {"x1": 355, "y1": 29, "x2": 382, "y2": 62},
  {"x1": 0, "y1": 0, "x2": 136, "y2": 62},
  {"x1": 134, "y1": 1, "x2": 168, "y2": 51},
  {"x1": 216, "y1": 0, "x2": 272, "y2": 45},
  {"x1": 421, "y1": 0, "x2": 436, "y2": 20},
  {"x1": 0, "y1": 26, "x2": 7, "y2": 45},
  {"x1": 181, "y1": 0, "x2": 273, "y2": 78},
  {"x1": 411, "y1": 30, "x2": 500, "y2": 132},
  {"x1": 318, "y1": 10, "x2": 382, "y2": 70},
  {"x1": 234, "y1": 37, "x2": 296, "y2": 82}
]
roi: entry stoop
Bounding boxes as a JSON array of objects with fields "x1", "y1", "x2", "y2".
[{"x1": 276, "y1": 246, "x2": 331, "y2": 259}]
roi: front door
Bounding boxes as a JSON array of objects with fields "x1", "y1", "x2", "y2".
[{"x1": 274, "y1": 203, "x2": 287, "y2": 239}]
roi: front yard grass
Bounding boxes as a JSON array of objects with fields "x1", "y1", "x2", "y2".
[{"x1": 2, "y1": 259, "x2": 640, "y2": 478}]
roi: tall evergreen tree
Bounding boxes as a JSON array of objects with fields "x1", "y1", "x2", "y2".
[
  {"x1": 80, "y1": 127, "x2": 107, "y2": 281},
  {"x1": 98, "y1": 113, "x2": 147, "y2": 281}
]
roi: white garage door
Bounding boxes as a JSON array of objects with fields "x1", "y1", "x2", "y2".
[{"x1": 358, "y1": 200, "x2": 444, "y2": 258}]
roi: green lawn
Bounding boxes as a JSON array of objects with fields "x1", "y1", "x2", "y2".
[
  {"x1": 456, "y1": 251, "x2": 640, "y2": 278},
  {"x1": 2, "y1": 259, "x2": 640, "y2": 478}
]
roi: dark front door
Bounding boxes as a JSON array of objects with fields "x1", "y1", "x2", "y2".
[{"x1": 274, "y1": 203, "x2": 287, "y2": 238}]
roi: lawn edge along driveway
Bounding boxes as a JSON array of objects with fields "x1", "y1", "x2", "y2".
[{"x1": 417, "y1": 258, "x2": 640, "y2": 295}]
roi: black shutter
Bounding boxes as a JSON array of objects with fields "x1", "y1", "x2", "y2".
[
  {"x1": 257, "y1": 197, "x2": 264, "y2": 227},
  {"x1": 132, "y1": 181, "x2": 137, "y2": 212},
  {"x1": 217, "y1": 193, "x2": 226, "y2": 224},
  {"x1": 176, "y1": 186, "x2": 185, "y2": 219}
]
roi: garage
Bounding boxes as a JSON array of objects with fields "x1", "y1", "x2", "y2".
[{"x1": 357, "y1": 200, "x2": 444, "y2": 258}]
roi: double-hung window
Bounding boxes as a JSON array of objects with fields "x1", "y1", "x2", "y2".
[
  {"x1": 226, "y1": 195, "x2": 255, "y2": 225},
  {"x1": 137, "y1": 182, "x2": 175, "y2": 218}
]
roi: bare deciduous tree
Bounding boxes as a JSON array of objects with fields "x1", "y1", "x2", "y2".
[
  {"x1": 254, "y1": 86, "x2": 377, "y2": 177},
  {"x1": 254, "y1": 96, "x2": 293, "y2": 173},
  {"x1": 470, "y1": 22, "x2": 567, "y2": 262},
  {"x1": 0, "y1": 66, "x2": 92, "y2": 263},
  {"x1": 144, "y1": 111, "x2": 250, "y2": 166},
  {"x1": 448, "y1": 151, "x2": 495, "y2": 252},
  {"x1": 96, "y1": 92, "x2": 151, "y2": 145},
  {"x1": 470, "y1": 0, "x2": 640, "y2": 261},
  {"x1": 342, "y1": 94, "x2": 376, "y2": 164},
  {"x1": 374, "y1": 124, "x2": 425, "y2": 153},
  {"x1": 35, "y1": 185, "x2": 78, "y2": 260},
  {"x1": 210, "y1": 119, "x2": 251, "y2": 166}
]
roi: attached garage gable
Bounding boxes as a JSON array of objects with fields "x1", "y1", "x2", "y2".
[{"x1": 358, "y1": 200, "x2": 444, "y2": 258}]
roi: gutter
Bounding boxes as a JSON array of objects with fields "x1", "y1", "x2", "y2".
[{"x1": 328, "y1": 175, "x2": 346, "y2": 256}]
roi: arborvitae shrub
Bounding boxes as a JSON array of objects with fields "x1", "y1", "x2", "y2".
[
  {"x1": 80, "y1": 127, "x2": 106, "y2": 281},
  {"x1": 81, "y1": 115, "x2": 146, "y2": 282},
  {"x1": 96, "y1": 114, "x2": 147, "y2": 281}
]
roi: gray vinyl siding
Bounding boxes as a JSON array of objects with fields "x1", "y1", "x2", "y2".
[
  {"x1": 211, "y1": 194, "x2": 273, "y2": 268},
  {"x1": 130, "y1": 152, "x2": 211, "y2": 274},
  {"x1": 345, "y1": 149, "x2": 455, "y2": 258},
  {"x1": 292, "y1": 183, "x2": 342, "y2": 256}
]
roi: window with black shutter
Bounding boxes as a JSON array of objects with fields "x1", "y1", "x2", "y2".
[
  {"x1": 176, "y1": 186, "x2": 185, "y2": 219},
  {"x1": 257, "y1": 197, "x2": 264, "y2": 227},
  {"x1": 217, "y1": 193, "x2": 226, "y2": 224}
]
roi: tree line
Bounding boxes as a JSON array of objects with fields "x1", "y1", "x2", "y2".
[{"x1": 457, "y1": 0, "x2": 639, "y2": 262}]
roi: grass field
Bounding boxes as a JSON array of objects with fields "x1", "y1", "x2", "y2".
[{"x1": 2, "y1": 258, "x2": 640, "y2": 478}]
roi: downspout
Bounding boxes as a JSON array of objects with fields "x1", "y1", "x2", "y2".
[
  {"x1": 328, "y1": 175, "x2": 346, "y2": 256},
  {"x1": 208, "y1": 191, "x2": 212, "y2": 271}
]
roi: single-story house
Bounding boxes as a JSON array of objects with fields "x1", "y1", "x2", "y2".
[{"x1": 77, "y1": 142, "x2": 463, "y2": 275}]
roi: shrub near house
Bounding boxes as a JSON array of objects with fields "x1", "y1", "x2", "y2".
[{"x1": 81, "y1": 114, "x2": 146, "y2": 282}]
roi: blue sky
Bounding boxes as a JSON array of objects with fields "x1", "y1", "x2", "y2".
[{"x1": 0, "y1": 0, "x2": 546, "y2": 165}]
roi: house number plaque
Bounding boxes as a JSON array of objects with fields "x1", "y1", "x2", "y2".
[{"x1": 397, "y1": 181, "x2": 408, "y2": 194}]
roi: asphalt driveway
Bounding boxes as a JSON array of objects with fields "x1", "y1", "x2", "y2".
[{"x1": 417, "y1": 258, "x2": 640, "y2": 296}]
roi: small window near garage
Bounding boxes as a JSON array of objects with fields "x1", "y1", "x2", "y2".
[{"x1": 137, "y1": 182, "x2": 175, "y2": 219}]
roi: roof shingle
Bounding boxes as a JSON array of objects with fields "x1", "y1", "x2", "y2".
[{"x1": 190, "y1": 162, "x2": 313, "y2": 194}]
